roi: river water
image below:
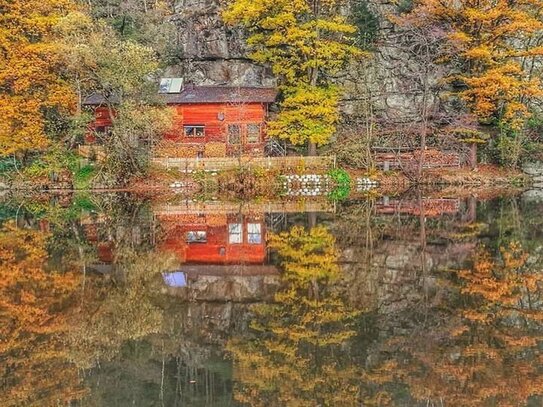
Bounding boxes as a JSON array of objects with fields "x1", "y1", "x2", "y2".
[{"x1": 1, "y1": 190, "x2": 542, "y2": 406}]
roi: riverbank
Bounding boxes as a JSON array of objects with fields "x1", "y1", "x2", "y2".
[
  {"x1": 373, "y1": 164, "x2": 527, "y2": 191},
  {"x1": 0, "y1": 161, "x2": 532, "y2": 195}
]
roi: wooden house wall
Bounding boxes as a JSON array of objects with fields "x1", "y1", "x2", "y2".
[
  {"x1": 85, "y1": 107, "x2": 114, "y2": 143},
  {"x1": 85, "y1": 102, "x2": 270, "y2": 156},
  {"x1": 164, "y1": 102, "x2": 269, "y2": 154},
  {"x1": 160, "y1": 216, "x2": 267, "y2": 264}
]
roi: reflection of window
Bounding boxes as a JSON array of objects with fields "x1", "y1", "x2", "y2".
[
  {"x1": 247, "y1": 223, "x2": 262, "y2": 244},
  {"x1": 94, "y1": 126, "x2": 111, "y2": 136},
  {"x1": 228, "y1": 124, "x2": 241, "y2": 144},
  {"x1": 247, "y1": 124, "x2": 260, "y2": 144},
  {"x1": 184, "y1": 125, "x2": 205, "y2": 137},
  {"x1": 228, "y1": 223, "x2": 242, "y2": 244},
  {"x1": 186, "y1": 231, "x2": 207, "y2": 243}
]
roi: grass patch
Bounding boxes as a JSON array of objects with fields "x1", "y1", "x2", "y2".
[{"x1": 74, "y1": 165, "x2": 97, "y2": 190}]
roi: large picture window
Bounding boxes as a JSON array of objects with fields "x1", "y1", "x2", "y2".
[
  {"x1": 246, "y1": 124, "x2": 261, "y2": 144},
  {"x1": 184, "y1": 125, "x2": 205, "y2": 137},
  {"x1": 228, "y1": 124, "x2": 241, "y2": 144}
]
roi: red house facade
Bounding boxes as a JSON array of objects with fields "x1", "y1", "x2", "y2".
[
  {"x1": 82, "y1": 82, "x2": 277, "y2": 158},
  {"x1": 157, "y1": 213, "x2": 267, "y2": 265}
]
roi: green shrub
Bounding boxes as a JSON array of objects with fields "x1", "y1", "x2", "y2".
[
  {"x1": 0, "y1": 157, "x2": 18, "y2": 174},
  {"x1": 327, "y1": 168, "x2": 351, "y2": 201},
  {"x1": 74, "y1": 165, "x2": 96, "y2": 190}
]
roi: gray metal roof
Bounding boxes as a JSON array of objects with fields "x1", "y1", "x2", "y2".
[{"x1": 83, "y1": 86, "x2": 277, "y2": 106}]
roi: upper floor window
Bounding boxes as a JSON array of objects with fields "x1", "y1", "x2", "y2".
[
  {"x1": 247, "y1": 124, "x2": 261, "y2": 144},
  {"x1": 184, "y1": 125, "x2": 205, "y2": 137},
  {"x1": 228, "y1": 124, "x2": 241, "y2": 144},
  {"x1": 247, "y1": 223, "x2": 262, "y2": 244}
]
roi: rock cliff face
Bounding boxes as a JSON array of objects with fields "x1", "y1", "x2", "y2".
[
  {"x1": 170, "y1": 0, "x2": 275, "y2": 86},
  {"x1": 169, "y1": 0, "x2": 438, "y2": 122}
]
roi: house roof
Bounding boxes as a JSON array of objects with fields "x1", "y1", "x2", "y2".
[
  {"x1": 163, "y1": 86, "x2": 277, "y2": 104},
  {"x1": 82, "y1": 86, "x2": 277, "y2": 106}
]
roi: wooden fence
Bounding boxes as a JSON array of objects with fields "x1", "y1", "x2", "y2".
[
  {"x1": 154, "y1": 199, "x2": 335, "y2": 215},
  {"x1": 374, "y1": 149, "x2": 461, "y2": 170},
  {"x1": 376, "y1": 198, "x2": 461, "y2": 217},
  {"x1": 150, "y1": 155, "x2": 336, "y2": 173}
]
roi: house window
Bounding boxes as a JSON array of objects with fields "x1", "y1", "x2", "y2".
[
  {"x1": 184, "y1": 125, "x2": 205, "y2": 137},
  {"x1": 247, "y1": 223, "x2": 262, "y2": 244},
  {"x1": 228, "y1": 223, "x2": 242, "y2": 244},
  {"x1": 186, "y1": 231, "x2": 207, "y2": 243},
  {"x1": 228, "y1": 124, "x2": 241, "y2": 144},
  {"x1": 247, "y1": 124, "x2": 261, "y2": 144},
  {"x1": 94, "y1": 126, "x2": 111, "y2": 136}
]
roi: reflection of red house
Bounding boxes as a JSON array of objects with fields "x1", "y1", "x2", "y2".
[
  {"x1": 82, "y1": 82, "x2": 277, "y2": 157},
  {"x1": 80, "y1": 215, "x2": 115, "y2": 266},
  {"x1": 158, "y1": 214, "x2": 267, "y2": 264}
]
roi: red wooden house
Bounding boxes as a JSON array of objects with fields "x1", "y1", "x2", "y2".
[
  {"x1": 82, "y1": 80, "x2": 277, "y2": 158},
  {"x1": 157, "y1": 213, "x2": 267, "y2": 265}
]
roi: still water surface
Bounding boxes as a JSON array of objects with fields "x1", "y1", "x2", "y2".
[{"x1": 1, "y1": 191, "x2": 543, "y2": 406}]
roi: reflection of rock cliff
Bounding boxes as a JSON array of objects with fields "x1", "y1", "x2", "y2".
[
  {"x1": 334, "y1": 197, "x2": 478, "y2": 313},
  {"x1": 341, "y1": 240, "x2": 475, "y2": 311},
  {"x1": 161, "y1": 265, "x2": 280, "y2": 302}
]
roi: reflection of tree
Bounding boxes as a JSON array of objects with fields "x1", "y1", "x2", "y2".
[
  {"x1": 371, "y1": 241, "x2": 543, "y2": 406},
  {"x1": 68, "y1": 250, "x2": 177, "y2": 369},
  {"x1": 0, "y1": 222, "x2": 85, "y2": 406},
  {"x1": 228, "y1": 226, "x2": 366, "y2": 406}
]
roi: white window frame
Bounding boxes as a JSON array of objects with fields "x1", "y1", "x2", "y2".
[{"x1": 228, "y1": 223, "x2": 243, "y2": 244}]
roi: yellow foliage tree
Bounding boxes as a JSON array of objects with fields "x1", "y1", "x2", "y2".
[
  {"x1": 228, "y1": 225, "x2": 367, "y2": 406},
  {"x1": 267, "y1": 85, "x2": 340, "y2": 146},
  {"x1": 268, "y1": 225, "x2": 340, "y2": 286},
  {"x1": 0, "y1": 222, "x2": 85, "y2": 406},
  {"x1": 223, "y1": 0, "x2": 363, "y2": 154},
  {"x1": 405, "y1": 0, "x2": 543, "y2": 130},
  {"x1": 0, "y1": 0, "x2": 77, "y2": 157}
]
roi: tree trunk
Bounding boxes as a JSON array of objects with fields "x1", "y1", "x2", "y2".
[
  {"x1": 469, "y1": 143, "x2": 477, "y2": 169},
  {"x1": 308, "y1": 141, "x2": 317, "y2": 156},
  {"x1": 307, "y1": 212, "x2": 317, "y2": 229}
]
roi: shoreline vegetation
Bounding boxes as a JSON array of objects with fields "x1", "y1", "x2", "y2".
[
  {"x1": 0, "y1": 163, "x2": 530, "y2": 198},
  {"x1": 2, "y1": 1, "x2": 543, "y2": 195}
]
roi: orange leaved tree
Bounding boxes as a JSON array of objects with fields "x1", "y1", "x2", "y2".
[
  {"x1": 0, "y1": 222, "x2": 85, "y2": 406},
  {"x1": 0, "y1": 0, "x2": 76, "y2": 157},
  {"x1": 403, "y1": 0, "x2": 543, "y2": 166},
  {"x1": 406, "y1": 0, "x2": 543, "y2": 128}
]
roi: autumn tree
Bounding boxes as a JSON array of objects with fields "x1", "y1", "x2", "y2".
[
  {"x1": 223, "y1": 0, "x2": 363, "y2": 155},
  {"x1": 268, "y1": 225, "x2": 341, "y2": 296},
  {"x1": 404, "y1": 0, "x2": 543, "y2": 166},
  {"x1": 368, "y1": 241, "x2": 543, "y2": 406},
  {"x1": 0, "y1": 222, "x2": 85, "y2": 406},
  {"x1": 60, "y1": 14, "x2": 175, "y2": 183},
  {"x1": 228, "y1": 225, "x2": 365, "y2": 405},
  {"x1": 0, "y1": 0, "x2": 76, "y2": 157}
]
